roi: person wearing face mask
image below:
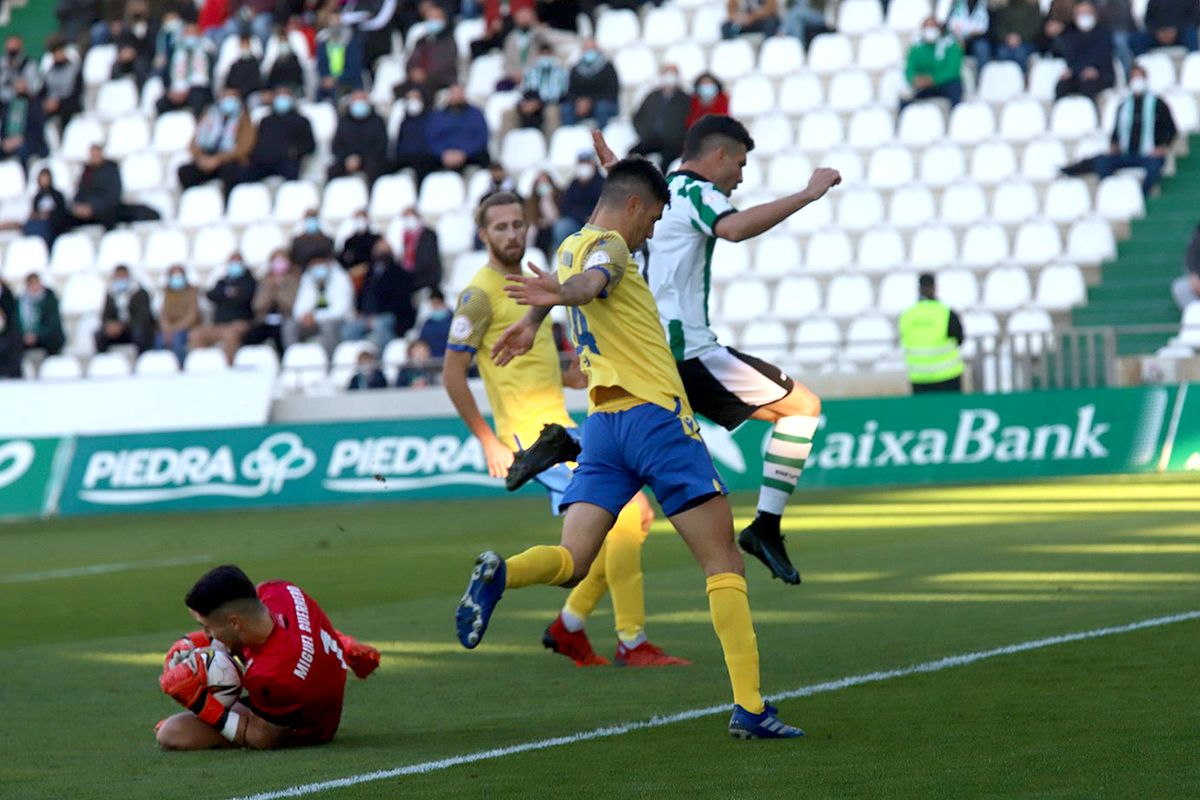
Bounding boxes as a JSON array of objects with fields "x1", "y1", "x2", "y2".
[
  {"x1": 900, "y1": 18, "x2": 965, "y2": 110},
  {"x1": 1060, "y1": 64, "x2": 1177, "y2": 196},
  {"x1": 65, "y1": 144, "x2": 123, "y2": 231},
  {"x1": 989, "y1": 0, "x2": 1044, "y2": 75},
  {"x1": 246, "y1": 250, "x2": 302, "y2": 353},
  {"x1": 1134, "y1": 0, "x2": 1199, "y2": 54},
  {"x1": 95, "y1": 265, "x2": 156, "y2": 355},
  {"x1": 1046, "y1": 0, "x2": 1133, "y2": 78},
  {"x1": 316, "y1": 13, "x2": 366, "y2": 103},
  {"x1": 294, "y1": 253, "x2": 355, "y2": 354},
  {"x1": 507, "y1": 42, "x2": 567, "y2": 136},
  {"x1": 562, "y1": 39, "x2": 620, "y2": 129},
  {"x1": 155, "y1": 266, "x2": 200, "y2": 365},
  {"x1": 523, "y1": 170, "x2": 561, "y2": 257},
  {"x1": 18, "y1": 273, "x2": 64, "y2": 357},
  {"x1": 243, "y1": 88, "x2": 315, "y2": 182},
  {"x1": 0, "y1": 77, "x2": 48, "y2": 169},
  {"x1": 550, "y1": 153, "x2": 605, "y2": 251},
  {"x1": 188, "y1": 253, "x2": 258, "y2": 363},
  {"x1": 426, "y1": 84, "x2": 492, "y2": 174},
  {"x1": 178, "y1": 89, "x2": 257, "y2": 197},
  {"x1": 156, "y1": 23, "x2": 214, "y2": 116},
  {"x1": 291, "y1": 210, "x2": 335, "y2": 267},
  {"x1": 416, "y1": 288, "x2": 452, "y2": 358},
  {"x1": 391, "y1": 88, "x2": 441, "y2": 186},
  {"x1": 24, "y1": 169, "x2": 67, "y2": 247},
  {"x1": 1053, "y1": 1, "x2": 1115, "y2": 102},
  {"x1": 342, "y1": 238, "x2": 416, "y2": 352},
  {"x1": 348, "y1": 349, "x2": 389, "y2": 390},
  {"x1": 400, "y1": 209, "x2": 444, "y2": 291},
  {"x1": 265, "y1": 27, "x2": 308, "y2": 96},
  {"x1": 339, "y1": 210, "x2": 382, "y2": 277},
  {"x1": 39, "y1": 38, "x2": 82, "y2": 130},
  {"x1": 685, "y1": 73, "x2": 729, "y2": 130},
  {"x1": 327, "y1": 90, "x2": 388, "y2": 186},
  {"x1": 213, "y1": 0, "x2": 278, "y2": 49},
  {"x1": 632, "y1": 64, "x2": 692, "y2": 168},
  {"x1": 224, "y1": 34, "x2": 264, "y2": 100},
  {"x1": 722, "y1": 0, "x2": 781, "y2": 39},
  {"x1": 108, "y1": 0, "x2": 157, "y2": 88},
  {"x1": 0, "y1": 36, "x2": 40, "y2": 105},
  {"x1": 501, "y1": 6, "x2": 573, "y2": 85},
  {"x1": 406, "y1": 1, "x2": 459, "y2": 94}
]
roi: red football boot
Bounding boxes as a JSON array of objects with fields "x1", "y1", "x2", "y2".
[
  {"x1": 542, "y1": 615, "x2": 610, "y2": 667},
  {"x1": 614, "y1": 640, "x2": 692, "y2": 667}
]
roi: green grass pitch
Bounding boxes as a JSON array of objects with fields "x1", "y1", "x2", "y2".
[{"x1": 2, "y1": 474, "x2": 1198, "y2": 799}]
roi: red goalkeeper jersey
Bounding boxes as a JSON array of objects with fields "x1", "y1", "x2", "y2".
[{"x1": 239, "y1": 581, "x2": 349, "y2": 745}]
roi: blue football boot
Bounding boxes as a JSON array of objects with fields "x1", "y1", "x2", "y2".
[
  {"x1": 456, "y1": 551, "x2": 506, "y2": 649},
  {"x1": 728, "y1": 703, "x2": 806, "y2": 739}
]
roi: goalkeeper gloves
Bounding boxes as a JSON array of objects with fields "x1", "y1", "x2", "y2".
[
  {"x1": 159, "y1": 652, "x2": 228, "y2": 730},
  {"x1": 163, "y1": 631, "x2": 212, "y2": 670},
  {"x1": 337, "y1": 633, "x2": 381, "y2": 679}
]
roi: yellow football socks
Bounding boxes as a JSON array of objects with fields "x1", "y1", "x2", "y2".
[
  {"x1": 706, "y1": 573, "x2": 764, "y2": 714},
  {"x1": 505, "y1": 545, "x2": 574, "y2": 588},
  {"x1": 605, "y1": 502, "x2": 648, "y2": 645},
  {"x1": 563, "y1": 539, "x2": 608, "y2": 622}
]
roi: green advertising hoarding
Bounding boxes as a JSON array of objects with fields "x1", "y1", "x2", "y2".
[{"x1": 0, "y1": 438, "x2": 67, "y2": 519}]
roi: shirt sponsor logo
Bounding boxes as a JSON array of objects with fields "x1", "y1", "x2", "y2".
[{"x1": 450, "y1": 314, "x2": 473, "y2": 341}]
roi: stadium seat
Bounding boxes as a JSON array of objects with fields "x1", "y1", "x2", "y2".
[
  {"x1": 1043, "y1": 177, "x2": 1091, "y2": 223},
  {"x1": 749, "y1": 114, "x2": 794, "y2": 156},
  {"x1": 134, "y1": 350, "x2": 180, "y2": 375},
  {"x1": 177, "y1": 185, "x2": 225, "y2": 229},
  {"x1": 191, "y1": 225, "x2": 239, "y2": 269},
  {"x1": 59, "y1": 273, "x2": 106, "y2": 317},
  {"x1": 977, "y1": 62, "x2": 1025, "y2": 104},
  {"x1": 662, "y1": 41, "x2": 706, "y2": 83},
  {"x1": 1095, "y1": 175, "x2": 1144, "y2": 221},
  {"x1": 960, "y1": 222, "x2": 1010, "y2": 268},
  {"x1": 369, "y1": 58, "x2": 405, "y2": 106},
  {"x1": 39, "y1": 354, "x2": 83, "y2": 380},
  {"x1": 465, "y1": 52, "x2": 504, "y2": 103},
  {"x1": 935, "y1": 268, "x2": 979, "y2": 308},
  {"x1": 836, "y1": 185, "x2": 885, "y2": 232},
  {"x1": 1066, "y1": 217, "x2": 1116, "y2": 263},
  {"x1": 793, "y1": 318, "x2": 841, "y2": 365},
  {"x1": 844, "y1": 315, "x2": 896, "y2": 363},
  {"x1": 772, "y1": 276, "x2": 823, "y2": 321},
  {"x1": 416, "y1": 171, "x2": 466, "y2": 218},
  {"x1": 548, "y1": 125, "x2": 594, "y2": 171},
  {"x1": 465, "y1": 168, "x2": 496, "y2": 206},
  {"x1": 96, "y1": 230, "x2": 142, "y2": 272},
  {"x1": 867, "y1": 144, "x2": 915, "y2": 189},
  {"x1": 274, "y1": 180, "x2": 321, "y2": 224},
  {"x1": 729, "y1": 75, "x2": 776, "y2": 119},
  {"x1": 1007, "y1": 307, "x2": 1054, "y2": 354},
  {"x1": 828, "y1": 70, "x2": 875, "y2": 113},
  {"x1": 86, "y1": 351, "x2": 132, "y2": 378},
  {"x1": 738, "y1": 155, "x2": 765, "y2": 193},
  {"x1": 785, "y1": 182, "x2": 835, "y2": 233},
  {"x1": 999, "y1": 97, "x2": 1047, "y2": 143},
  {"x1": 759, "y1": 36, "x2": 804, "y2": 77},
  {"x1": 1072, "y1": 132, "x2": 1110, "y2": 161},
  {"x1": 796, "y1": 108, "x2": 843, "y2": 153},
  {"x1": 1181, "y1": 52, "x2": 1200, "y2": 92},
  {"x1": 1139, "y1": 51, "x2": 1176, "y2": 93},
  {"x1": 614, "y1": 45, "x2": 658, "y2": 88},
  {"x1": 991, "y1": 179, "x2": 1039, "y2": 224},
  {"x1": 807, "y1": 33, "x2": 854, "y2": 75},
  {"x1": 1164, "y1": 89, "x2": 1200, "y2": 134},
  {"x1": 119, "y1": 150, "x2": 162, "y2": 194},
  {"x1": 240, "y1": 221, "x2": 286, "y2": 268},
  {"x1": 940, "y1": 181, "x2": 988, "y2": 227},
  {"x1": 820, "y1": 146, "x2": 865, "y2": 184},
  {"x1": 152, "y1": 111, "x2": 196, "y2": 155},
  {"x1": 1012, "y1": 219, "x2": 1063, "y2": 265},
  {"x1": 184, "y1": 347, "x2": 230, "y2": 373},
  {"x1": 876, "y1": 67, "x2": 910, "y2": 108},
  {"x1": 280, "y1": 342, "x2": 330, "y2": 392},
  {"x1": 708, "y1": 39, "x2": 756, "y2": 84},
  {"x1": 0, "y1": 160, "x2": 22, "y2": 203},
  {"x1": 1028, "y1": 57, "x2": 1067, "y2": 102},
  {"x1": 740, "y1": 320, "x2": 790, "y2": 358},
  {"x1": 918, "y1": 141, "x2": 966, "y2": 187},
  {"x1": 877, "y1": 270, "x2": 919, "y2": 316},
  {"x1": 826, "y1": 273, "x2": 874, "y2": 318},
  {"x1": 689, "y1": 4, "x2": 724, "y2": 45},
  {"x1": 233, "y1": 344, "x2": 281, "y2": 374},
  {"x1": 886, "y1": 0, "x2": 929, "y2": 31},
  {"x1": 721, "y1": 280, "x2": 770, "y2": 323},
  {"x1": 960, "y1": 308, "x2": 1001, "y2": 353},
  {"x1": 909, "y1": 224, "x2": 957, "y2": 269},
  {"x1": 61, "y1": 116, "x2": 105, "y2": 161},
  {"x1": 1178, "y1": 302, "x2": 1200, "y2": 346},
  {"x1": 104, "y1": 116, "x2": 150, "y2": 160},
  {"x1": 436, "y1": 211, "x2": 476, "y2": 258},
  {"x1": 847, "y1": 106, "x2": 895, "y2": 150},
  {"x1": 804, "y1": 229, "x2": 853, "y2": 273},
  {"x1": 838, "y1": 0, "x2": 885, "y2": 33},
  {"x1": 1021, "y1": 136, "x2": 1069, "y2": 182},
  {"x1": 778, "y1": 73, "x2": 824, "y2": 118},
  {"x1": 1035, "y1": 262, "x2": 1086, "y2": 310},
  {"x1": 857, "y1": 29, "x2": 903, "y2": 73},
  {"x1": 142, "y1": 229, "x2": 189, "y2": 275},
  {"x1": 981, "y1": 265, "x2": 1033, "y2": 310},
  {"x1": 1049, "y1": 95, "x2": 1099, "y2": 141},
  {"x1": 887, "y1": 183, "x2": 936, "y2": 229},
  {"x1": 48, "y1": 232, "x2": 94, "y2": 279},
  {"x1": 299, "y1": 101, "x2": 338, "y2": 145},
  {"x1": 749, "y1": 233, "x2": 801, "y2": 278},
  {"x1": 226, "y1": 182, "x2": 272, "y2": 225},
  {"x1": 321, "y1": 176, "x2": 369, "y2": 222},
  {"x1": 82, "y1": 44, "x2": 117, "y2": 89},
  {"x1": 858, "y1": 226, "x2": 906, "y2": 272},
  {"x1": 643, "y1": 6, "x2": 687, "y2": 49},
  {"x1": 95, "y1": 79, "x2": 139, "y2": 122},
  {"x1": 948, "y1": 101, "x2": 997, "y2": 145},
  {"x1": 897, "y1": 103, "x2": 945, "y2": 146}
]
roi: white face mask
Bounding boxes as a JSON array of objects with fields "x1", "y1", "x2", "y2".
[
  {"x1": 1129, "y1": 76, "x2": 1147, "y2": 94},
  {"x1": 575, "y1": 164, "x2": 595, "y2": 181},
  {"x1": 406, "y1": 98, "x2": 424, "y2": 115},
  {"x1": 1076, "y1": 13, "x2": 1096, "y2": 30},
  {"x1": 662, "y1": 72, "x2": 679, "y2": 90},
  {"x1": 922, "y1": 26, "x2": 940, "y2": 42}
]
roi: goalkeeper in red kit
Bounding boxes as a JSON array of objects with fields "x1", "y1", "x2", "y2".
[{"x1": 156, "y1": 564, "x2": 381, "y2": 750}]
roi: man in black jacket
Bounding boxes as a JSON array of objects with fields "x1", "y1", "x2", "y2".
[
  {"x1": 40, "y1": 38, "x2": 83, "y2": 130},
  {"x1": 243, "y1": 88, "x2": 315, "y2": 182},
  {"x1": 1054, "y1": 1, "x2": 1116, "y2": 101},
  {"x1": 0, "y1": 278, "x2": 23, "y2": 378},
  {"x1": 631, "y1": 64, "x2": 691, "y2": 167},
  {"x1": 66, "y1": 144, "x2": 123, "y2": 230},
  {"x1": 188, "y1": 253, "x2": 257, "y2": 363},
  {"x1": 1134, "y1": 0, "x2": 1199, "y2": 53},
  {"x1": 328, "y1": 90, "x2": 388, "y2": 186},
  {"x1": 95, "y1": 265, "x2": 155, "y2": 354},
  {"x1": 562, "y1": 39, "x2": 619, "y2": 128},
  {"x1": 341, "y1": 238, "x2": 414, "y2": 352}
]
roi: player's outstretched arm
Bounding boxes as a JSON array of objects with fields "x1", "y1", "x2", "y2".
[
  {"x1": 504, "y1": 264, "x2": 608, "y2": 309},
  {"x1": 591, "y1": 129, "x2": 618, "y2": 171},
  {"x1": 443, "y1": 349, "x2": 513, "y2": 478},
  {"x1": 714, "y1": 168, "x2": 842, "y2": 243}
]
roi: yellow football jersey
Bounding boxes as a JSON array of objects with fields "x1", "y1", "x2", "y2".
[
  {"x1": 556, "y1": 224, "x2": 695, "y2": 421},
  {"x1": 447, "y1": 264, "x2": 575, "y2": 451}
]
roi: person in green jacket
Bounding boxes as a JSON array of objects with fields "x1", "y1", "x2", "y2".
[
  {"x1": 18, "y1": 273, "x2": 64, "y2": 356},
  {"x1": 901, "y1": 17, "x2": 965, "y2": 110}
]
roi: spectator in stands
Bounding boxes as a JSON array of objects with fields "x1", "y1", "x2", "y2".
[
  {"x1": 216, "y1": 0, "x2": 276, "y2": 47},
  {"x1": 40, "y1": 38, "x2": 83, "y2": 130},
  {"x1": 426, "y1": 84, "x2": 491, "y2": 174},
  {"x1": 1, "y1": 77, "x2": 48, "y2": 168},
  {"x1": 339, "y1": 209, "x2": 382, "y2": 276},
  {"x1": 291, "y1": 209, "x2": 335, "y2": 267},
  {"x1": 0, "y1": 36, "x2": 41, "y2": 105},
  {"x1": 511, "y1": 42, "x2": 568, "y2": 134},
  {"x1": 562, "y1": 40, "x2": 619, "y2": 129},
  {"x1": 341, "y1": 0, "x2": 398, "y2": 70},
  {"x1": 899, "y1": 273, "x2": 964, "y2": 393},
  {"x1": 417, "y1": 288, "x2": 452, "y2": 358},
  {"x1": 686, "y1": 73, "x2": 729, "y2": 130},
  {"x1": 483, "y1": 162, "x2": 516, "y2": 196},
  {"x1": 328, "y1": 91, "x2": 388, "y2": 186},
  {"x1": 66, "y1": 144, "x2": 122, "y2": 231},
  {"x1": 178, "y1": 88, "x2": 256, "y2": 197},
  {"x1": 946, "y1": 0, "x2": 991, "y2": 67},
  {"x1": 632, "y1": 64, "x2": 691, "y2": 168},
  {"x1": 0, "y1": 278, "x2": 21, "y2": 378},
  {"x1": 407, "y1": 1, "x2": 458, "y2": 94},
  {"x1": 391, "y1": 64, "x2": 431, "y2": 104},
  {"x1": 246, "y1": 249, "x2": 301, "y2": 353},
  {"x1": 224, "y1": 33, "x2": 264, "y2": 101},
  {"x1": 244, "y1": 87, "x2": 315, "y2": 182},
  {"x1": 901, "y1": 17, "x2": 965, "y2": 110},
  {"x1": 397, "y1": 208, "x2": 443, "y2": 291},
  {"x1": 1171, "y1": 223, "x2": 1200, "y2": 310},
  {"x1": 551, "y1": 153, "x2": 603, "y2": 250},
  {"x1": 156, "y1": 23, "x2": 214, "y2": 116},
  {"x1": 722, "y1": 0, "x2": 781, "y2": 39},
  {"x1": 56, "y1": 0, "x2": 99, "y2": 45},
  {"x1": 392, "y1": 87, "x2": 440, "y2": 184},
  {"x1": 989, "y1": 0, "x2": 1043, "y2": 73},
  {"x1": 539, "y1": 0, "x2": 583, "y2": 32},
  {"x1": 395, "y1": 337, "x2": 434, "y2": 387},
  {"x1": 189, "y1": 253, "x2": 257, "y2": 362},
  {"x1": 111, "y1": 0, "x2": 157, "y2": 88},
  {"x1": 294, "y1": 253, "x2": 354, "y2": 354},
  {"x1": 782, "y1": 0, "x2": 832, "y2": 46},
  {"x1": 1061, "y1": 65, "x2": 1177, "y2": 196},
  {"x1": 24, "y1": 169, "x2": 68, "y2": 247},
  {"x1": 502, "y1": 7, "x2": 571, "y2": 86},
  {"x1": 472, "y1": 0, "x2": 534, "y2": 59},
  {"x1": 1135, "y1": 0, "x2": 1199, "y2": 53},
  {"x1": 316, "y1": 13, "x2": 365, "y2": 103},
  {"x1": 348, "y1": 348, "x2": 388, "y2": 390},
  {"x1": 19, "y1": 273, "x2": 65, "y2": 357},
  {"x1": 342, "y1": 238, "x2": 415, "y2": 352},
  {"x1": 1046, "y1": 0, "x2": 1134, "y2": 80},
  {"x1": 525, "y1": 170, "x2": 561, "y2": 257},
  {"x1": 264, "y1": 26, "x2": 307, "y2": 95},
  {"x1": 1053, "y1": 1, "x2": 1115, "y2": 102},
  {"x1": 95, "y1": 265, "x2": 155, "y2": 355},
  {"x1": 150, "y1": 10, "x2": 186, "y2": 80},
  {"x1": 155, "y1": 265, "x2": 200, "y2": 364}
]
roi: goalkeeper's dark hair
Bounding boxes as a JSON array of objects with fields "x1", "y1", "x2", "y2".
[
  {"x1": 598, "y1": 157, "x2": 669, "y2": 209},
  {"x1": 682, "y1": 115, "x2": 755, "y2": 162},
  {"x1": 185, "y1": 564, "x2": 259, "y2": 616}
]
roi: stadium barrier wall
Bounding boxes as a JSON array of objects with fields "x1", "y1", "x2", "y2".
[{"x1": 3, "y1": 385, "x2": 1196, "y2": 520}]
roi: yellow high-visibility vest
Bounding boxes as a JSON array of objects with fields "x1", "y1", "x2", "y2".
[{"x1": 898, "y1": 299, "x2": 964, "y2": 384}]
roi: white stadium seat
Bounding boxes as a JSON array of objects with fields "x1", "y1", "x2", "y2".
[
  {"x1": 87, "y1": 352, "x2": 132, "y2": 378},
  {"x1": 135, "y1": 350, "x2": 180, "y2": 375},
  {"x1": 785, "y1": 182, "x2": 834, "y2": 232},
  {"x1": 39, "y1": 355, "x2": 83, "y2": 380},
  {"x1": 663, "y1": 42, "x2": 706, "y2": 83},
  {"x1": 934, "y1": 268, "x2": 979, "y2": 308},
  {"x1": 752, "y1": 234, "x2": 803, "y2": 278},
  {"x1": 804, "y1": 229, "x2": 853, "y2": 273},
  {"x1": 844, "y1": 316, "x2": 896, "y2": 363},
  {"x1": 887, "y1": 183, "x2": 936, "y2": 229},
  {"x1": 848, "y1": 106, "x2": 895, "y2": 149},
  {"x1": 104, "y1": 116, "x2": 150, "y2": 159},
  {"x1": 1139, "y1": 52, "x2": 1176, "y2": 93},
  {"x1": 240, "y1": 221, "x2": 286, "y2": 268},
  {"x1": 857, "y1": 29, "x2": 904, "y2": 72},
  {"x1": 981, "y1": 265, "x2": 1032, "y2": 311},
  {"x1": 821, "y1": 147, "x2": 865, "y2": 184},
  {"x1": 416, "y1": 171, "x2": 466, "y2": 218},
  {"x1": 836, "y1": 185, "x2": 885, "y2": 232},
  {"x1": 548, "y1": 125, "x2": 594, "y2": 171},
  {"x1": 828, "y1": 70, "x2": 875, "y2": 113},
  {"x1": 710, "y1": 239, "x2": 750, "y2": 285},
  {"x1": 773, "y1": 276, "x2": 823, "y2": 321},
  {"x1": 321, "y1": 176, "x2": 369, "y2": 222},
  {"x1": 690, "y1": 5, "x2": 724, "y2": 45},
  {"x1": 280, "y1": 342, "x2": 330, "y2": 392},
  {"x1": 1182, "y1": 52, "x2": 1200, "y2": 92},
  {"x1": 1049, "y1": 95, "x2": 1099, "y2": 140},
  {"x1": 991, "y1": 179, "x2": 1039, "y2": 225},
  {"x1": 0, "y1": 160, "x2": 23, "y2": 202},
  {"x1": 95, "y1": 79, "x2": 139, "y2": 122},
  {"x1": 49, "y1": 232, "x2": 95, "y2": 279},
  {"x1": 1043, "y1": 177, "x2": 1092, "y2": 223},
  {"x1": 596, "y1": 8, "x2": 640, "y2": 50},
  {"x1": 61, "y1": 116, "x2": 105, "y2": 161},
  {"x1": 1067, "y1": 217, "x2": 1116, "y2": 263},
  {"x1": 643, "y1": 6, "x2": 687, "y2": 49},
  {"x1": 838, "y1": 0, "x2": 885, "y2": 33},
  {"x1": 1035, "y1": 262, "x2": 1087, "y2": 310},
  {"x1": 119, "y1": 150, "x2": 163, "y2": 194},
  {"x1": 615, "y1": 45, "x2": 658, "y2": 87},
  {"x1": 82, "y1": 44, "x2": 117, "y2": 88},
  {"x1": 1021, "y1": 136, "x2": 1069, "y2": 182},
  {"x1": 465, "y1": 52, "x2": 504, "y2": 103},
  {"x1": 708, "y1": 39, "x2": 756, "y2": 84},
  {"x1": 1012, "y1": 218, "x2": 1063, "y2": 266},
  {"x1": 152, "y1": 111, "x2": 196, "y2": 155},
  {"x1": 999, "y1": 97, "x2": 1047, "y2": 143},
  {"x1": 142, "y1": 229, "x2": 190, "y2": 274},
  {"x1": 721, "y1": 280, "x2": 770, "y2": 323},
  {"x1": 59, "y1": 273, "x2": 106, "y2": 317},
  {"x1": 887, "y1": 0, "x2": 930, "y2": 32},
  {"x1": 436, "y1": 211, "x2": 476, "y2": 258},
  {"x1": 948, "y1": 101, "x2": 997, "y2": 145},
  {"x1": 977, "y1": 62, "x2": 1025, "y2": 104},
  {"x1": 797, "y1": 109, "x2": 843, "y2": 152},
  {"x1": 909, "y1": 224, "x2": 957, "y2": 269},
  {"x1": 877, "y1": 271, "x2": 918, "y2": 315},
  {"x1": 897, "y1": 102, "x2": 945, "y2": 146},
  {"x1": 1028, "y1": 58, "x2": 1067, "y2": 102},
  {"x1": 233, "y1": 344, "x2": 281, "y2": 374},
  {"x1": 918, "y1": 141, "x2": 966, "y2": 187},
  {"x1": 299, "y1": 101, "x2": 338, "y2": 144},
  {"x1": 185, "y1": 347, "x2": 230, "y2": 373},
  {"x1": 1095, "y1": 175, "x2": 1144, "y2": 221},
  {"x1": 960, "y1": 222, "x2": 1010, "y2": 268},
  {"x1": 793, "y1": 318, "x2": 841, "y2": 365},
  {"x1": 1178, "y1": 302, "x2": 1200, "y2": 346},
  {"x1": 226, "y1": 182, "x2": 272, "y2": 224},
  {"x1": 1164, "y1": 90, "x2": 1200, "y2": 134},
  {"x1": 808, "y1": 33, "x2": 854, "y2": 75},
  {"x1": 940, "y1": 181, "x2": 988, "y2": 227},
  {"x1": 96, "y1": 230, "x2": 142, "y2": 272},
  {"x1": 826, "y1": 273, "x2": 874, "y2": 318},
  {"x1": 759, "y1": 36, "x2": 804, "y2": 77},
  {"x1": 274, "y1": 180, "x2": 321, "y2": 224},
  {"x1": 779, "y1": 73, "x2": 824, "y2": 117},
  {"x1": 740, "y1": 320, "x2": 789, "y2": 356},
  {"x1": 177, "y1": 185, "x2": 225, "y2": 228},
  {"x1": 749, "y1": 114, "x2": 794, "y2": 156},
  {"x1": 730, "y1": 76, "x2": 776, "y2": 119},
  {"x1": 858, "y1": 227, "x2": 906, "y2": 272},
  {"x1": 866, "y1": 144, "x2": 915, "y2": 189}
]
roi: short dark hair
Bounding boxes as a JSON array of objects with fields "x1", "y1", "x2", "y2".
[
  {"x1": 475, "y1": 190, "x2": 523, "y2": 228},
  {"x1": 429, "y1": 287, "x2": 446, "y2": 302},
  {"x1": 185, "y1": 564, "x2": 258, "y2": 616},
  {"x1": 682, "y1": 115, "x2": 755, "y2": 162},
  {"x1": 918, "y1": 273, "x2": 936, "y2": 294},
  {"x1": 598, "y1": 156, "x2": 670, "y2": 209}
]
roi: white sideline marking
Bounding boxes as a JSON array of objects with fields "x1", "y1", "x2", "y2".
[
  {"x1": 230, "y1": 610, "x2": 1200, "y2": 800},
  {"x1": 0, "y1": 554, "x2": 212, "y2": 584}
]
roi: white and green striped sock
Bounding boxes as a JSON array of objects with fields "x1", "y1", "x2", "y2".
[{"x1": 757, "y1": 416, "x2": 817, "y2": 516}]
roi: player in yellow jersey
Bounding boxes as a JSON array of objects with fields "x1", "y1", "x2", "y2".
[
  {"x1": 442, "y1": 191, "x2": 689, "y2": 668},
  {"x1": 454, "y1": 159, "x2": 804, "y2": 739}
]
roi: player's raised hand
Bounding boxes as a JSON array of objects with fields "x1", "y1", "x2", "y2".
[
  {"x1": 503, "y1": 263, "x2": 563, "y2": 309},
  {"x1": 163, "y1": 631, "x2": 211, "y2": 671},
  {"x1": 491, "y1": 315, "x2": 538, "y2": 366},
  {"x1": 804, "y1": 168, "x2": 842, "y2": 200},
  {"x1": 591, "y1": 129, "x2": 619, "y2": 171}
]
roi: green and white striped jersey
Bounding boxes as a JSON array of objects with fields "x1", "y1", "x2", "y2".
[{"x1": 647, "y1": 170, "x2": 737, "y2": 361}]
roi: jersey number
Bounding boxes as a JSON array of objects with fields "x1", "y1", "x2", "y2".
[
  {"x1": 568, "y1": 306, "x2": 601, "y2": 357},
  {"x1": 321, "y1": 629, "x2": 349, "y2": 672}
]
